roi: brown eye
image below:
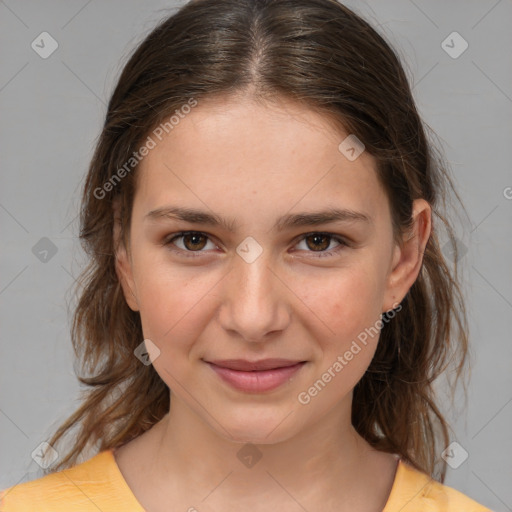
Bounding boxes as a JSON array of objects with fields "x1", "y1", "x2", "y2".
[
  {"x1": 294, "y1": 232, "x2": 348, "y2": 258},
  {"x1": 164, "y1": 231, "x2": 216, "y2": 256},
  {"x1": 304, "y1": 233, "x2": 331, "y2": 251},
  {"x1": 181, "y1": 233, "x2": 208, "y2": 251}
]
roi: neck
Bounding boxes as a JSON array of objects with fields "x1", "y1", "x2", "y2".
[{"x1": 148, "y1": 394, "x2": 379, "y2": 505}]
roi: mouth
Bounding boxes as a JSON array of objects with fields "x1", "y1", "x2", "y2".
[
  {"x1": 206, "y1": 358, "x2": 306, "y2": 371},
  {"x1": 203, "y1": 359, "x2": 307, "y2": 393}
]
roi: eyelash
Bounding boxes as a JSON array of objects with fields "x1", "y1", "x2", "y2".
[{"x1": 162, "y1": 231, "x2": 350, "y2": 259}]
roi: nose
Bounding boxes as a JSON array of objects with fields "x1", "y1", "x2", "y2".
[{"x1": 217, "y1": 249, "x2": 291, "y2": 343}]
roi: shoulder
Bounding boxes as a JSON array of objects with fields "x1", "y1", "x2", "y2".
[
  {"x1": 384, "y1": 459, "x2": 494, "y2": 512},
  {"x1": 0, "y1": 449, "x2": 144, "y2": 512}
]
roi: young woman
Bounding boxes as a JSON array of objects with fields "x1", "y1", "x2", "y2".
[{"x1": 0, "y1": 0, "x2": 492, "y2": 510}]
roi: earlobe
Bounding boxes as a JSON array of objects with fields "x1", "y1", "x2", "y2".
[{"x1": 382, "y1": 199, "x2": 432, "y2": 312}]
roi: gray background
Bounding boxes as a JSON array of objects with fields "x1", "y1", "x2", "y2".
[{"x1": 1, "y1": 1, "x2": 511, "y2": 510}]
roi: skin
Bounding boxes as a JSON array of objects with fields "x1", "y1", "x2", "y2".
[{"x1": 113, "y1": 93, "x2": 431, "y2": 512}]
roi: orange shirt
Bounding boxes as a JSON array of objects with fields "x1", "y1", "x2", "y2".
[{"x1": 0, "y1": 449, "x2": 492, "y2": 511}]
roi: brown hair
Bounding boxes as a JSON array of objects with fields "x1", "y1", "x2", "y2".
[{"x1": 44, "y1": 0, "x2": 468, "y2": 482}]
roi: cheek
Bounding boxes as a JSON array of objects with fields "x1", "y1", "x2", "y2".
[
  {"x1": 314, "y1": 265, "x2": 384, "y2": 337},
  {"x1": 134, "y1": 265, "x2": 211, "y2": 385},
  {"x1": 307, "y1": 263, "x2": 387, "y2": 375},
  {"x1": 133, "y1": 255, "x2": 210, "y2": 349},
  {"x1": 298, "y1": 270, "x2": 385, "y2": 403}
]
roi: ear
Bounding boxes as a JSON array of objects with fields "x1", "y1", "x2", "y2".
[
  {"x1": 382, "y1": 198, "x2": 431, "y2": 312},
  {"x1": 113, "y1": 198, "x2": 140, "y2": 312}
]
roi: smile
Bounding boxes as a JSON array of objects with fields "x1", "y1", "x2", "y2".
[{"x1": 205, "y1": 360, "x2": 307, "y2": 393}]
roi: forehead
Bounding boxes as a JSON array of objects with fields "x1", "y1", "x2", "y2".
[{"x1": 133, "y1": 95, "x2": 388, "y2": 227}]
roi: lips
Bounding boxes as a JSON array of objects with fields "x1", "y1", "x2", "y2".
[
  {"x1": 204, "y1": 358, "x2": 307, "y2": 393},
  {"x1": 206, "y1": 358, "x2": 305, "y2": 371}
]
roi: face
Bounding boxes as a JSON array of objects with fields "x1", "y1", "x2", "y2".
[{"x1": 115, "y1": 94, "x2": 430, "y2": 444}]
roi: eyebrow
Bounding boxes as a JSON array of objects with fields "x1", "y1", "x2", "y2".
[{"x1": 145, "y1": 205, "x2": 371, "y2": 232}]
